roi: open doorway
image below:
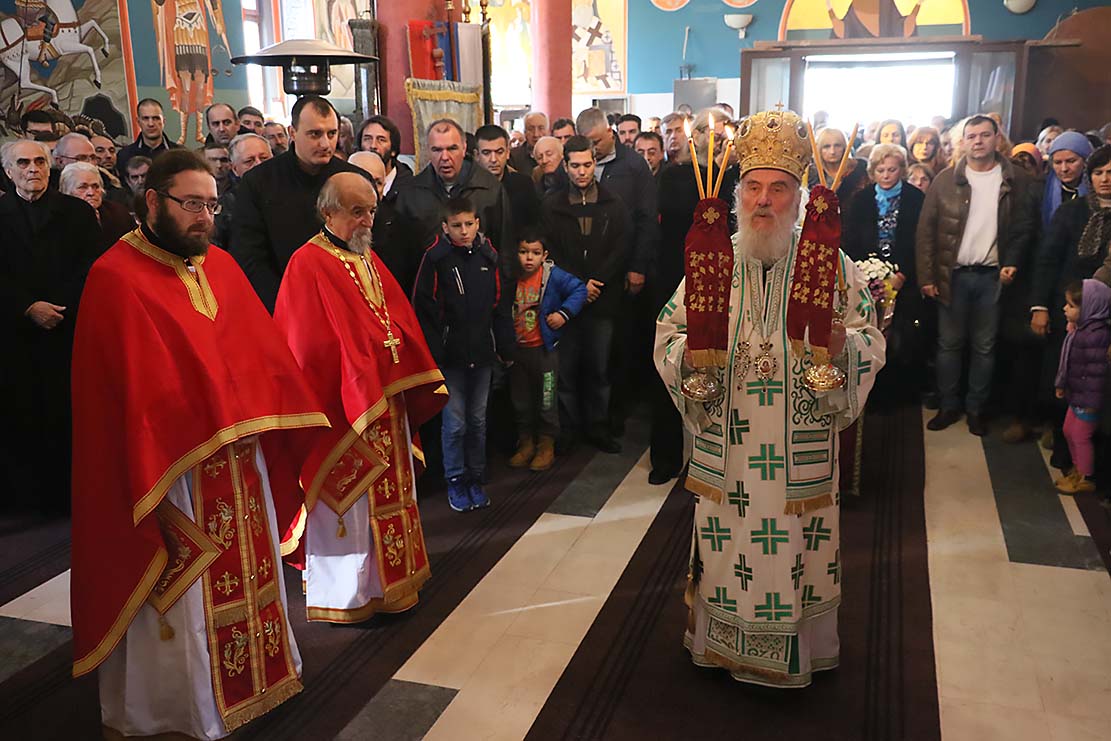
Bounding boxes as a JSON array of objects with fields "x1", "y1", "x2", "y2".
[{"x1": 801, "y1": 52, "x2": 955, "y2": 131}]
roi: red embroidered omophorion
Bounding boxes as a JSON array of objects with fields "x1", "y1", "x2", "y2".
[
  {"x1": 684, "y1": 197, "x2": 735, "y2": 368},
  {"x1": 786, "y1": 185, "x2": 842, "y2": 365}
]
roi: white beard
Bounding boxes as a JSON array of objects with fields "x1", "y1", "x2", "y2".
[
  {"x1": 348, "y1": 227, "x2": 373, "y2": 255},
  {"x1": 735, "y1": 205, "x2": 798, "y2": 265}
]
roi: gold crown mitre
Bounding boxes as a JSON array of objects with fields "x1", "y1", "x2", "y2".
[{"x1": 735, "y1": 108, "x2": 812, "y2": 182}]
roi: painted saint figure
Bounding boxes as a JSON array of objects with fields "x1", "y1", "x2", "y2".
[{"x1": 152, "y1": 0, "x2": 232, "y2": 144}]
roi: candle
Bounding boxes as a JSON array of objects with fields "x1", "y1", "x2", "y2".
[
  {"x1": 806, "y1": 121, "x2": 826, "y2": 188},
  {"x1": 707, "y1": 113, "x2": 715, "y2": 201},
  {"x1": 686, "y1": 120, "x2": 706, "y2": 200},
  {"x1": 831, "y1": 123, "x2": 860, "y2": 192},
  {"x1": 712, "y1": 126, "x2": 734, "y2": 198}
]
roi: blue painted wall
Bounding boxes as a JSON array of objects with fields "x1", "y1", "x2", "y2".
[{"x1": 628, "y1": 0, "x2": 1110, "y2": 95}]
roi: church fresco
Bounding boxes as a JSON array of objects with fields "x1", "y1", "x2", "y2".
[
  {"x1": 487, "y1": 0, "x2": 533, "y2": 106},
  {"x1": 779, "y1": 0, "x2": 970, "y2": 40},
  {"x1": 0, "y1": 0, "x2": 130, "y2": 137},
  {"x1": 572, "y1": 0, "x2": 625, "y2": 95}
]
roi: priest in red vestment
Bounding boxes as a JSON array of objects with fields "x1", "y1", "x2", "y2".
[
  {"x1": 274, "y1": 172, "x2": 447, "y2": 622},
  {"x1": 70, "y1": 150, "x2": 330, "y2": 740}
]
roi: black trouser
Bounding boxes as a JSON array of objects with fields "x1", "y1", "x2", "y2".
[
  {"x1": 511, "y1": 344, "x2": 560, "y2": 438},
  {"x1": 648, "y1": 281, "x2": 684, "y2": 474},
  {"x1": 558, "y1": 314, "x2": 614, "y2": 436}
]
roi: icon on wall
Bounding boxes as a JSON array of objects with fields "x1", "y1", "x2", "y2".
[
  {"x1": 572, "y1": 0, "x2": 625, "y2": 95},
  {"x1": 152, "y1": 0, "x2": 233, "y2": 144},
  {"x1": 779, "y1": 0, "x2": 970, "y2": 40}
]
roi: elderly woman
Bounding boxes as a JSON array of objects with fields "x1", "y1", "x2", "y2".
[
  {"x1": 59, "y1": 161, "x2": 135, "y2": 251},
  {"x1": 1042, "y1": 131, "x2": 1094, "y2": 229},
  {"x1": 1011, "y1": 142, "x2": 1043, "y2": 178},
  {"x1": 531, "y1": 135, "x2": 567, "y2": 196},
  {"x1": 843, "y1": 143, "x2": 927, "y2": 396},
  {"x1": 1029, "y1": 145, "x2": 1111, "y2": 465},
  {"x1": 805, "y1": 126, "x2": 868, "y2": 204},
  {"x1": 1036, "y1": 124, "x2": 1064, "y2": 160},
  {"x1": 907, "y1": 126, "x2": 947, "y2": 175}
]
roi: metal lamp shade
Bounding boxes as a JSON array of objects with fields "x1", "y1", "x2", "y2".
[{"x1": 231, "y1": 39, "x2": 379, "y2": 96}]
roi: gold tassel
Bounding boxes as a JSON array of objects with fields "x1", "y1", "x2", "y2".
[
  {"x1": 159, "y1": 615, "x2": 174, "y2": 641},
  {"x1": 337, "y1": 515, "x2": 347, "y2": 539},
  {"x1": 783, "y1": 493, "x2": 835, "y2": 516}
]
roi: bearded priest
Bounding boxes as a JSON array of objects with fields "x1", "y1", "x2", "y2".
[
  {"x1": 71, "y1": 150, "x2": 330, "y2": 739},
  {"x1": 654, "y1": 109, "x2": 886, "y2": 688},
  {"x1": 274, "y1": 172, "x2": 446, "y2": 623}
]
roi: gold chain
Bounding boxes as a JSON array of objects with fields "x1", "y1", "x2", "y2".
[{"x1": 320, "y1": 231, "x2": 403, "y2": 363}]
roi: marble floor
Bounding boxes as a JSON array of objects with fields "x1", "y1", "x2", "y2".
[{"x1": 1, "y1": 410, "x2": 1110, "y2": 740}]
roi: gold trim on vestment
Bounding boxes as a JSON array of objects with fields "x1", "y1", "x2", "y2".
[
  {"x1": 122, "y1": 229, "x2": 219, "y2": 320},
  {"x1": 305, "y1": 572, "x2": 428, "y2": 623},
  {"x1": 132, "y1": 413, "x2": 331, "y2": 527},
  {"x1": 73, "y1": 549, "x2": 169, "y2": 677},
  {"x1": 684, "y1": 473, "x2": 724, "y2": 504},
  {"x1": 280, "y1": 505, "x2": 308, "y2": 558},
  {"x1": 148, "y1": 500, "x2": 223, "y2": 615},
  {"x1": 302, "y1": 370, "x2": 445, "y2": 513}
]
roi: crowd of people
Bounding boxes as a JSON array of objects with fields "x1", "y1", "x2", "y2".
[{"x1": 5, "y1": 88, "x2": 1111, "y2": 736}]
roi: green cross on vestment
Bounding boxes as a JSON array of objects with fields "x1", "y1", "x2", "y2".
[
  {"x1": 755, "y1": 591, "x2": 793, "y2": 621},
  {"x1": 791, "y1": 554, "x2": 804, "y2": 589},
  {"x1": 700, "y1": 516, "x2": 732, "y2": 552},
  {"x1": 746, "y1": 380, "x2": 784, "y2": 407},
  {"x1": 751, "y1": 517, "x2": 790, "y2": 555},
  {"x1": 801, "y1": 584, "x2": 821, "y2": 608},
  {"x1": 659, "y1": 298, "x2": 679, "y2": 322},
  {"x1": 802, "y1": 516, "x2": 832, "y2": 551},
  {"x1": 748, "y1": 443, "x2": 785, "y2": 481},
  {"x1": 729, "y1": 410, "x2": 750, "y2": 445},
  {"x1": 857, "y1": 288, "x2": 874, "y2": 320},
  {"x1": 855, "y1": 354, "x2": 872, "y2": 385},
  {"x1": 709, "y1": 585, "x2": 738, "y2": 613},
  {"x1": 727, "y1": 481, "x2": 750, "y2": 518},
  {"x1": 734, "y1": 554, "x2": 753, "y2": 590},
  {"x1": 827, "y1": 549, "x2": 841, "y2": 585}
]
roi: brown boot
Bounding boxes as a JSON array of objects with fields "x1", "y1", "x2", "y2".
[
  {"x1": 1001, "y1": 421, "x2": 1030, "y2": 444},
  {"x1": 530, "y1": 435, "x2": 555, "y2": 471},
  {"x1": 509, "y1": 435, "x2": 535, "y2": 468}
]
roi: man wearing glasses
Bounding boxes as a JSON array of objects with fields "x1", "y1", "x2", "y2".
[
  {"x1": 0, "y1": 140, "x2": 102, "y2": 515},
  {"x1": 69, "y1": 148, "x2": 327, "y2": 739}
]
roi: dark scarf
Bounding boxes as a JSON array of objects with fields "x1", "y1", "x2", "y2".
[{"x1": 1078, "y1": 193, "x2": 1111, "y2": 258}]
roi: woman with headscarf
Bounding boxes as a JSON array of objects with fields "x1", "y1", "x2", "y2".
[
  {"x1": 1028, "y1": 145, "x2": 1111, "y2": 469},
  {"x1": 907, "y1": 126, "x2": 947, "y2": 175},
  {"x1": 804, "y1": 126, "x2": 869, "y2": 205},
  {"x1": 1011, "y1": 142, "x2": 1043, "y2": 178},
  {"x1": 1041, "y1": 131, "x2": 1094, "y2": 229}
]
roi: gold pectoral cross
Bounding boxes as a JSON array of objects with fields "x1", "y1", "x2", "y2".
[{"x1": 384, "y1": 330, "x2": 401, "y2": 364}]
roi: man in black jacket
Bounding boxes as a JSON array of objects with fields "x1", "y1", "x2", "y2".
[
  {"x1": 1, "y1": 140, "x2": 102, "y2": 513},
  {"x1": 230, "y1": 96, "x2": 364, "y2": 311},
  {"x1": 576, "y1": 107, "x2": 661, "y2": 433},
  {"x1": 395, "y1": 119, "x2": 513, "y2": 271},
  {"x1": 355, "y1": 114, "x2": 414, "y2": 196},
  {"x1": 475, "y1": 124, "x2": 541, "y2": 231},
  {"x1": 116, "y1": 98, "x2": 181, "y2": 179},
  {"x1": 540, "y1": 136, "x2": 630, "y2": 453}
]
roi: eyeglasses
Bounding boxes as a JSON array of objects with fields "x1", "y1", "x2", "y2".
[
  {"x1": 59, "y1": 153, "x2": 98, "y2": 163},
  {"x1": 159, "y1": 192, "x2": 222, "y2": 214}
]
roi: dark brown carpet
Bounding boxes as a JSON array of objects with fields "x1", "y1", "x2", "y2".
[
  {"x1": 0, "y1": 445, "x2": 597, "y2": 740},
  {"x1": 527, "y1": 404, "x2": 939, "y2": 741}
]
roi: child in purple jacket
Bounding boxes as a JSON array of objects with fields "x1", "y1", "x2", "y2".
[{"x1": 1055, "y1": 279, "x2": 1111, "y2": 494}]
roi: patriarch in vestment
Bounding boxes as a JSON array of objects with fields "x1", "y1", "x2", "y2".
[
  {"x1": 655, "y1": 109, "x2": 886, "y2": 688},
  {"x1": 71, "y1": 150, "x2": 330, "y2": 739},
  {"x1": 274, "y1": 172, "x2": 447, "y2": 623}
]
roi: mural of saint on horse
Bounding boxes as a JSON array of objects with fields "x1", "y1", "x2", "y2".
[
  {"x1": 119, "y1": 0, "x2": 245, "y2": 145},
  {"x1": 572, "y1": 0, "x2": 625, "y2": 95},
  {"x1": 780, "y1": 0, "x2": 970, "y2": 40},
  {"x1": 0, "y1": 0, "x2": 128, "y2": 137}
]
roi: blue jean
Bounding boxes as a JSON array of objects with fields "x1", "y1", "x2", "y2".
[
  {"x1": 441, "y1": 365, "x2": 492, "y2": 480},
  {"x1": 557, "y1": 314, "x2": 614, "y2": 434},
  {"x1": 937, "y1": 268, "x2": 1001, "y2": 415}
]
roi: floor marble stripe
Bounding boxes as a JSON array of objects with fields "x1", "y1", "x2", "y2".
[
  {"x1": 333, "y1": 679, "x2": 456, "y2": 741},
  {"x1": 394, "y1": 449, "x2": 670, "y2": 740},
  {"x1": 0, "y1": 569, "x2": 71, "y2": 626},
  {"x1": 924, "y1": 415, "x2": 1111, "y2": 740},
  {"x1": 0, "y1": 616, "x2": 72, "y2": 685}
]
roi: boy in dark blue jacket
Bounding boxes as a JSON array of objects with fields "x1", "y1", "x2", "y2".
[
  {"x1": 509, "y1": 230, "x2": 587, "y2": 471},
  {"x1": 413, "y1": 197, "x2": 515, "y2": 512}
]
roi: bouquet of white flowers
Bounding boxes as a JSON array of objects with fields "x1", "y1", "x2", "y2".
[{"x1": 854, "y1": 256, "x2": 899, "y2": 330}]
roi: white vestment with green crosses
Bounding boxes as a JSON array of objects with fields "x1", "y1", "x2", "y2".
[{"x1": 654, "y1": 235, "x2": 885, "y2": 688}]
